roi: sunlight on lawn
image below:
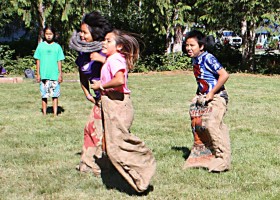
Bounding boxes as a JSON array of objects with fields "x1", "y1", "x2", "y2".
[{"x1": 0, "y1": 72, "x2": 279, "y2": 200}]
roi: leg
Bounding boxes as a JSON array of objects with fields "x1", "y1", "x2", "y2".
[
  {"x1": 40, "y1": 80, "x2": 48, "y2": 115},
  {"x1": 50, "y1": 81, "x2": 60, "y2": 116},
  {"x1": 183, "y1": 101, "x2": 214, "y2": 169},
  {"x1": 77, "y1": 104, "x2": 104, "y2": 176},
  {"x1": 52, "y1": 97, "x2": 58, "y2": 116},
  {"x1": 42, "y1": 98, "x2": 47, "y2": 115}
]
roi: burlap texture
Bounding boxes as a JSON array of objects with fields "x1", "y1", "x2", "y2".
[
  {"x1": 184, "y1": 93, "x2": 231, "y2": 172},
  {"x1": 78, "y1": 102, "x2": 103, "y2": 176},
  {"x1": 101, "y1": 92, "x2": 156, "y2": 192}
]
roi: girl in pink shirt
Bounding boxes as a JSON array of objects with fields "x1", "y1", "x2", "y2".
[
  {"x1": 91, "y1": 30, "x2": 156, "y2": 193},
  {"x1": 91, "y1": 29, "x2": 138, "y2": 93}
]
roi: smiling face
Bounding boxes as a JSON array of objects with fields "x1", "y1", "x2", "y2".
[
  {"x1": 80, "y1": 23, "x2": 93, "y2": 42},
  {"x1": 185, "y1": 37, "x2": 204, "y2": 58},
  {"x1": 102, "y1": 32, "x2": 122, "y2": 56},
  {"x1": 44, "y1": 29, "x2": 54, "y2": 43}
]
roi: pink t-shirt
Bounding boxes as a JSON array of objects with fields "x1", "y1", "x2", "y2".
[{"x1": 100, "y1": 52, "x2": 130, "y2": 94}]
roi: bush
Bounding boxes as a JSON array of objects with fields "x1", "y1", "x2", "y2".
[
  {"x1": 255, "y1": 52, "x2": 280, "y2": 74},
  {"x1": 211, "y1": 44, "x2": 243, "y2": 73},
  {"x1": 268, "y1": 38, "x2": 279, "y2": 50},
  {"x1": 0, "y1": 44, "x2": 36, "y2": 75},
  {"x1": 159, "y1": 52, "x2": 192, "y2": 71},
  {"x1": 134, "y1": 52, "x2": 192, "y2": 72},
  {"x1": 8, "y1": 39, "x2": 37, "y2": 58},
  {"x1": 0, "y1": 45, "x2": 78, "y2": 75},
  {"x1": 63, "y1": 50, "x2": 78, "y2": 73},
  {"x1": 0, "y1": 45, "x2": 16, "y2": 74}
]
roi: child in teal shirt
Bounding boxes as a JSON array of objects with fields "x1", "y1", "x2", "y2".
[{"x1": 34, "y1": 26, "x2": 65, "y2": 116}]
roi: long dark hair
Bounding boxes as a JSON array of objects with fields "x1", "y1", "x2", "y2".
[
  {"x1": 112, "y1": 29, "x2": 140, "y2": 70},
  {"x1": 81, "y1": 11, "x2": 112, "y2": 41}
]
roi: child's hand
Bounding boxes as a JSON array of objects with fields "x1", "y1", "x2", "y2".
[
  {"x1": 36, "y1": 75, "x2": 40, "y2": 83},
  {"x1": 86, "y1": 94, "x2": 96, "y2": 104},
  {"x1": 90, "y1": 52, "x2": 106, "y2": 63},
  {"x1": 191, "y1": 95, "x2": 199, "y2": 104},
  {"x1": 91, "y1": 80, "x2": 101, "y2": 90},
  {"x1": 58, "y1": 75, "x2": 63, "y2": 83},
  {"x1": 206, "y1": 91, "x2": 214, "y2": 102}
]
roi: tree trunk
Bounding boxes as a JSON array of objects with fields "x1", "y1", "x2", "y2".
[
  {"x1": 165, "y1": 27, "x2": 173, "y2": 54},
  {"x1": 173, "y1": 25, "x2": 183, "y2": 53},
  {"x1": 166, "y1": 7, "x2": 183, "y2": 54},
  {"x1": 37, "y1": 1, "x2": 45, "y2": 43},
  {"x1": 241, "y1": 18, "x2": 248, "y2": 71},
  {"x1": 247, "y1": 21, "x2": 256, "y2": 72},
  {"x1": 241, "y1": 19, "x2": 257, "y2": 72}
]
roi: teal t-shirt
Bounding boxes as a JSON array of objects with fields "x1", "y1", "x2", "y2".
[{"x1": 34, "y1": 41, "x2": 65, "y2": 80}]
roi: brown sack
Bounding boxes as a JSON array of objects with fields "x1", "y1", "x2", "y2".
[{"x1": 101, "y1": 92, "x2": 156, "y2": 192}]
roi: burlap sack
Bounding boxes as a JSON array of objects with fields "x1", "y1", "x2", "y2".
[{"x1": 183, "y1": 93, "x2": 231, "y2": 172}]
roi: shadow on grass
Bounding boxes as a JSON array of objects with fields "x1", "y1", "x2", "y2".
[
  {"x1": 75, "y1": 152, "x2": 154, "y2": 196},
  {"x1": 95, "y1": 155, "x2": 154, "y2": 196},
  {"x1": 171, "y1": 146, "x2": 191, "y2": 159},
  {"x1": 40, "y1": 106, "x2": 65, "y2": 115}
]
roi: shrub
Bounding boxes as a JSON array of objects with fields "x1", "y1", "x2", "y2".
[
  {"x1": 0, "y1": 45, "x2": 78, "y2": 75},
  {"x1": 63, "y1": 51, "x2": 78, "y2": 73},
  {"x1": 211, "y1": 44, "x2": 243, "y2": 73},
  {"x1": 0, "y1": 45, "x2": 16, "y2": 74},
  {"x1": 134, "y1": 52, "x2": 192, "y2": 72},
  {"x1": 255, "y1": 52, "x2": 280, "y2": 74}
]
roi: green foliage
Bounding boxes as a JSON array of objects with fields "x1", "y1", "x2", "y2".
[
  {"x1": 0, "y1": 45, "x2": 15, "y2": 61},
  {"x1": 0, "y1": 45, "x2": 16, "y2": 74},
  {"x1": 212, "y1": 45, "x2": 243, "y2": 73},
  {"x1": 0, "y1": 44, "x2": 35, "y2": 75},
  {"x1": 8, "y1": 38, "x2": 37, "y2": 58},
  {"x1": 16, "y1": 55, "x2": 36, "y2": 73},
  {"x1": 134, "y1": 52, "x2": 192, "y2": 72},
  {"x1": 268, "y1": 38, "x2": 279, "y2": 50},
  {"x1": 3, "y1": 55, "x2": 35, "y2": 75},
  {"x1": 0, "y1": 44, "x2": 78, "y2": 75},
  {"x1": 134, "y1": 54, "x2": 162, "y2": 72},
  {"x1": 255, "y1": 53, "x2": 280, "y2": 74},
  {"x1": 0, "y1": 1, "x2": 15, "y2": 28},
  {"x1": 158, "y1": 52, "x2": 192, "y2": 71},
  {"x1": 2, "y1": 0, "x2": 280, "y2": 74},
  {"x1": 63, "y1": 50, "x2": 78, "y2": 73},
  {"x1": 212, "y1": 45, "x2": 280, "y2": 74}
]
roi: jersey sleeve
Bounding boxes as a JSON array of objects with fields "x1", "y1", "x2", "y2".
[{"x1": 205, "y1": 54, "x2": 223, "y2": 74}]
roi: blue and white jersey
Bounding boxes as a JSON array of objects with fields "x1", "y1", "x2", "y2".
[{"x1": 192, "y1": 51, "x2": 224, "y2": 94}]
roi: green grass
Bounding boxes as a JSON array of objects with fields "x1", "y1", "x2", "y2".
[{"x1": 0, "y1": 72, "x2": 279, "y2": 200}]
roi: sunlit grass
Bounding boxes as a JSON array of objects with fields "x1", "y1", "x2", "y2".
[{"x1": 0, "y1": 72, "x2": 279, "y2": 199}]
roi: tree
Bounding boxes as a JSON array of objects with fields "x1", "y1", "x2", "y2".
[
  {"x1": 8, "y1": 0, "x2": 106, "y2": 49},
  {"x1": 140, "y1": 0, "x2": 191, "y2": 53},
  {"x1": 191, "y1": 0, "x2": 280, "y2": 72},
  {"x1": 233, "y1": 0, "x2": 280, "y2": 71},
  {"x1": 0, "y1": 0, "x2": 22, "y2": 39}
]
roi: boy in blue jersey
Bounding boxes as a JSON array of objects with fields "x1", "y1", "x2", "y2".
[{"x1": 183, "y1": 30, "x2": 231, "y2": 172}]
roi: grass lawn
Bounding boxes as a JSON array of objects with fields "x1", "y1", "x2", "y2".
[{"x1": 0, "y1": 71, "x2": 279, "y2": 200}]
